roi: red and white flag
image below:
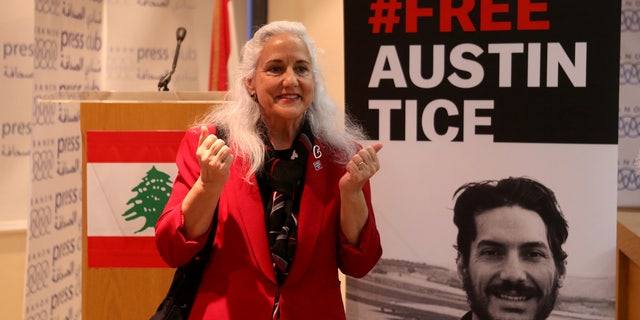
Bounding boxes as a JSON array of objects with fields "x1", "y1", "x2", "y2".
[
  {"x1": 86, "y1": 131, "x2": 184, "y2": 268},
  {"x1": 209, "y1": 0, "x2": 238, "y2": 91}
]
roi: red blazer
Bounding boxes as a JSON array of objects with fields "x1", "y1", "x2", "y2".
[{"x1": 155, "y1": 127, "x2": 382, "y2": 320}]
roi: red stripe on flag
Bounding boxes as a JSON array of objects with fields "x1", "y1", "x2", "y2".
[
  {"x1": 88, "y1": 236, "x2": 170, "y2": 268},
  {"x1": 209, "y1": 0, "x2": 230, "y2": 91},
  {"x1": 87, "y1": 131, "x2": 185, "y2": 163}
]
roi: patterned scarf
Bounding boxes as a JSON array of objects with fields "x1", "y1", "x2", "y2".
[{"x1": 257, "y1": 123, "x2": 314, "y2": 286}]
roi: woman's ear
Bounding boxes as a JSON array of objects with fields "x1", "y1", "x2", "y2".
[{"x1": 244, "y1": 77, "x2": 255, "y2": 94}]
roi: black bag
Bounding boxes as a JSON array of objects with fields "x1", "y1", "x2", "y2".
[{"x1": 150, "y1": 209, "x2": 218, "y2": 320}]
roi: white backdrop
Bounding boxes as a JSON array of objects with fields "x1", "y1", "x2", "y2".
[
  {"x1": 102, "y1": 0, "x2": 214, "y2": 92},
  {"x1": 0, "y1": 2, "x2": 33, "y2": 230}
]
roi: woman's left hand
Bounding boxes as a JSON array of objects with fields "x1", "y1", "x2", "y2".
[{"x1": 339, "y1": 143, "x2": 383, "y2": 193}]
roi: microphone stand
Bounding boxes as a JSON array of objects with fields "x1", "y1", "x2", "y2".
[{"x1": 158, "y1": 27, "x2": 187, "y2": 91}]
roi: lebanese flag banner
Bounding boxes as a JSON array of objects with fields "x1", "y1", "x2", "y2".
[{"x1": 86, "y1": 131, "x2": 185, "y2": 268}]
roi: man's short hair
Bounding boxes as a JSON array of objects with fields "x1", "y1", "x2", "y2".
[{"x1": 452, "y1": 176, "x2": 569, "y2": 276}]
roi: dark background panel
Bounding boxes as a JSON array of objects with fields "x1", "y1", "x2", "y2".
[{"x1": 344, "y1": 0, "x2": 620, "y2": 144}]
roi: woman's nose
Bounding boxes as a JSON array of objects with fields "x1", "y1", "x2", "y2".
[{"x1": 282, "y1": 67, "x2": 299, "y2": 87}]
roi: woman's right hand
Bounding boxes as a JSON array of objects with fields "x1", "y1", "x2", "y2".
[
  {"x1": 180, "y1": 126, "x2": 233, "y2": 240},
  {"x1": 196, "y1": 126, "x2": 233, "y2": 187}
]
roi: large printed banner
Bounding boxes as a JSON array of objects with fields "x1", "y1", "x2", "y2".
[
  {"x1": 344, "y1": 1, "x2": 619, "y2": 319},
  {"x1": 26, "y1": 0, "x2": 103, "y2": 318},
  {"x1": 86, "y1": 131, "x2": 184, "y2": 268},
  {"x1": 618, "y1": 2, "x2": 640, "y2": 206}
]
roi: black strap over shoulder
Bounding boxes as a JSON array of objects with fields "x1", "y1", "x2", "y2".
[
  {"x1": 150, "y1": 124, "x2": 226, "y2": 320},
  {"x1": 150, "y1": 207, "x2": 219, "y2": 320}
]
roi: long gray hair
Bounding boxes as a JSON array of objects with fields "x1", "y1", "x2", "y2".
[{"x1": 199, "y1": 20, "x2": 367, "y2": 180}]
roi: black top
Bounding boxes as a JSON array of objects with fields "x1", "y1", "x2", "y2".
[{"x1": 460, "y1": 311, "x2": 472, "y2": 320}]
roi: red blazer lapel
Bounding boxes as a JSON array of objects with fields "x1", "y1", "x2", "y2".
[
  {"x1": 229, "y1": 163, "x2": 277, "y2": 284},
  {"x1": 285, "y1": 155, "x2": 328, "y2": 285}
]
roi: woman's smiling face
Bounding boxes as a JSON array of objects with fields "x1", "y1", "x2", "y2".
[{"x1": 246, "y1": 32, "x2": 315, "y2": 129}]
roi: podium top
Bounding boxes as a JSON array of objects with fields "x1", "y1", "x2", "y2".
[{"x1": 38, "y1": 91, "x2": 228, "y2": 104}]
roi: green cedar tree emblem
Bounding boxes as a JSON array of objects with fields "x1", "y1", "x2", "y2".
[{"x1": 122, "y1": 165, "x2": 173, "y2": 233}]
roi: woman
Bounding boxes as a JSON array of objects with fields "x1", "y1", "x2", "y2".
[{"x1": 155, "y1": 20, "x2": 383, "y2": 319}]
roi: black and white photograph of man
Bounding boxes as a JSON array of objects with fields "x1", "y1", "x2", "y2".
[{"x1": 452, "y1": 177, "x2": 568, "y2": 320}]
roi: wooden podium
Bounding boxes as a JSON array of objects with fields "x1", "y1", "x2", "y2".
[
  {"x1": 617, "y1": 209, "x2": 640, "y2": 319},
  {"x1": 80, "y1": 91, "x2": 225, "y2": 320}
]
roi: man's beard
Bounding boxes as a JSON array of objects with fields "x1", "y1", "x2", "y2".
[{"x1": 461, "y1": 270, "x2": 561, "y2": 320}]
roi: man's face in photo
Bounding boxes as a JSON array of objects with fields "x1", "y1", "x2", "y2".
[{"x1": 459, "y1": 206, "x2": 564, "y2": 320}]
